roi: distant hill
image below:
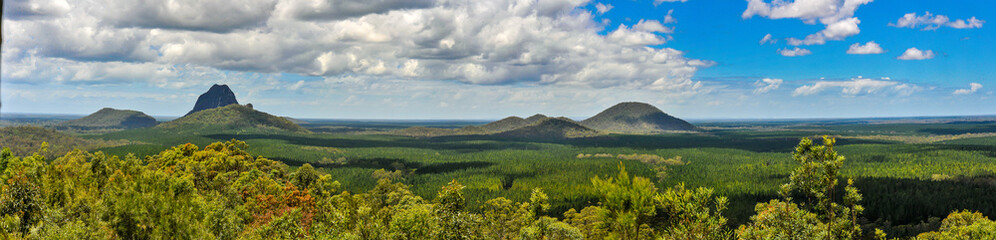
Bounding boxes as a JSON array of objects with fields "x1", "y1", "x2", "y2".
[
  {"x1": 495, "y1": 117, "x2": 600, "y2": 139},
  {"x1": 0, "y1": 126, "x2": 129, "y2": 157},
  {"x1": 59, "y1": 108, "x2": 157, "y2": 129},
  {"x1": 525, "y1": 114, "x2": 549, "y2": 124},
  {"x1": 480, "y1": 116, "x2": 530, "y2": 132},
  {"x1": 580, "y1": 102, "x2": 696, "y2": 133},
  {"x1": 159, "y1": 104, "x2": 308, "y2": 133},
  {"x1": 186, "y1": 84, "x2": 239, "y2": 116}
]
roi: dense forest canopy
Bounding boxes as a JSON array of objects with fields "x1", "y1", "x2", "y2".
[{"x1": 1, "y1": 138, "x2": 993, "y2": 239}]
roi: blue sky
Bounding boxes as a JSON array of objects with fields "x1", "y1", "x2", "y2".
[{"x1": 1, "y1": 0, "x2": 992, "y2": 119}]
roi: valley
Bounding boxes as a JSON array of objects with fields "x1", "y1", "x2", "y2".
[{"x1": 5, "y1": 109, "x2": 996, "y2": 238}]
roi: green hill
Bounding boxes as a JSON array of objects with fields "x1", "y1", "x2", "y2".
[
  {"x1": 525, "y1": 114, "x2": 549, "y2": 124},
  {"x1": 495, "y1": 117, "x2": 600, "y2": 139},
  {"x1": 580, "y1": 102, "x2": 696, "y2": 133},
  {"x1": 59, "y1": 108, "x2": 157, "y2": 129},
  {"x1": 480, "y1": 116, "x2": 530, "y2": 132},
  {"x1": 0, "y1": 126, "x2": 128, "y2": 157},
  {"x1": 157, "y1": 104, "x2": 308, "y2": 133}
]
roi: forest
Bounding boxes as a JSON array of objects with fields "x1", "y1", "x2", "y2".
[{"x1": 1, "y1": 137, "x2": 994, "y2": 239}]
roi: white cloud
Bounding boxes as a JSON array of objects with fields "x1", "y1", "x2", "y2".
[
  {"x1": 897, "y1": 48, "x2": 935, "y2": 60},
  {"x1": 595, "y1": 3, "x2": 614, "y2": 14},
  {"x1": 793, "y1": 77, "x2": 918, "y2": 96},
  {"x1": 654, "y1": 0, "x2": 689, "y2": 6},
  {"x1": 759, "y1": 33, "x2": 775, "y2": 45},
  {"x1": 633, "y1": 19, "x2": 673, "y2": 33},
  {"x1": 2, "y1": 0, "x2": 711, "y2": 95},
  {"x1": 744, "y1": 0, "x2": 872, "y2": 46},
  {"x1": 274, "y1": 0, "x2": 435, "y2": 21},
  {"x1": 890, "y1": 12, "x2": 984, "y2": 30},
  {"x1": 953, "y1": 83, "x2": 983, "y2": 95},
  {"x1": 786, "y1": 17, "x2": 861, "y2": 46},
  {"x1": 753, "y1": 78, "x2": 782, "y2": 94},
  {"x1": 846, "y1": 41, "x2": 884, "y2": 54},
  {"x1": 662, "y1": 9, "x2": 678, "y2": 24},
  {"x1": 608, "y1": 23, "x2": 668, "y2": 46},
  {"x1": 779, "y1": 47, "x2": 811, "y2": 57},
  {"x1": 102, "y1": 0, "x2": 278, "y2": 32}
]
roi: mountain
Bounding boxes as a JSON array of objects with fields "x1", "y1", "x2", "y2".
[
  {"x1": 159, "y1": 104, "x2": 308, "y2": 133},
  {"x1": 59, "y1": 108, "x2": 157, "y2": 129},
  {"x1": 480, "y1": 116, "x2": 530, "y2": 132},
  {"x1": 525, "y1": 114, "x2": 549, "y2": 124},
  {"x1": 495, "y1": 117, "x2": 600, "y2": 139},
  {"x1": 580, "y1": 102, "x2": 696, "y2": 133},
  {"x1": 186, "y1": 84, "x2": 239, "y2": 116}
]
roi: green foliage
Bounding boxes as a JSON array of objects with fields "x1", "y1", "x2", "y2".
[
  {"x1": 915, "y1": 210, "x2": 996, "y2": 239},
  {"x1": 586, "y1": 162, "x2": 729, "y2": 239},
  {"x1": 0, "y1": 140, "x2": 740, "y2": 239},
  {"x1": 736, "y1": 200, "x2": 827, "y2": 239},
  {"x1": 0, "y1": 126, "x2": 128, "y2": 158},
  {"x1": 591, "y1": 162, "x2": 659, "y2": 239},
  {"x1": 738, "y1": 136, "x2": 869, "y2": 240},
  {"x1": 12, "y1": 116, "x2": 996, "y2": 238}
]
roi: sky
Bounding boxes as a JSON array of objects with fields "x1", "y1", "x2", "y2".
[{"x1": 1, "y1": 0, "x2": 993, "y2": 120}]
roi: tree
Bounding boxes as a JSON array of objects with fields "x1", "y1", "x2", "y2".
[
  {"x1": 738, "y1": 136, "x2": 873, "y2": 240},
  {"x1": 915, "y1": 210, "x2": 996, "y2": 239},
  {"x1": 591, "y1": 162, "x2": 658, "y2": 239}
]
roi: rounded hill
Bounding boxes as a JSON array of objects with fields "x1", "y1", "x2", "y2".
[
  {"x1": 480, "y1": 116, "x2": 530, "y2": 133},
  {"x1": 496, "y1": 117, "x2": 600, "y2": 139},
  {"x1": 158, "y1": 104, "x2": 308, "y2": 133},
  {"x1": 60, "y1": 108, "x2": 157, "y2": 129},
  {"x1": 580, "y1": 102, "x2": 696, "y2": 133}
]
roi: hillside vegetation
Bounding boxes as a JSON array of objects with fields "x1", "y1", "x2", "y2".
[
  {"x1": 479, "y1": 116, "x2": 530, "y2": 133},
  {"x1": 495, "y1": 118, "x2": 601, "y2": 139},
  {"x1": 58, "y1": 108, "x2": 157, "y2": 129},
  {"x1": 581, "y1": 102, "x2": 696, "y2": 133},
  {"x1": 0, "y1": 126, "x2": 129, "y2": 157},
  {"x1": 158, "y1": 104, "x2": 309, "y2": 133}
]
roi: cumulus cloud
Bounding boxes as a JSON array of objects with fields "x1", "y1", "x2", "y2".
[
  {"x1": 102, "y1": 0, "x2": 278, "y2": 32},
  {"x1": 897, "y1": 48, "x2": 934, "y2": 60},
  {"x1": 595, "y1": 3, "x2": 614, "y2": 14},
  {"x1": 2, "y1": 0, "x2": 711, "y2": 94},
  {"x1": 633, "y1": 19, "x2": 674, "y2": 33},
  {"x1": 759, "y1": 33, "x2": 775, "y2": 45},
  {"x1": 890, "y1": 12, "x2": 984, "y2": 30},
  {"x1": 786, "y1": 17, "x2": 861, "y2": 45},
  {"x1": 753, "y1": 78, "x2": 782, "y2": 94},
  {"x1": 274, "y1": 0, "x2": 435, "y2": 21},
  {"x1": 3, "y1": 0, "x2": 72, "y2": 20},
  {"x1": 792, "y1": 77, "x2": 919, "y2": 96},
  {"x1": 846, "y1": 41, "x2": 884, "y2": 54},
  {"x1": 744, "y1": 0, "x2": 872, "y2": 46},
  {"x1": 779, "y1": 47, "x2": 811, "y2": 57},
  {"x1": 953, "y1": 83, "x2": 983, "y2": 95},
  {"x1": 654, "y1": 0, "x2": 689, "y2": 6}
]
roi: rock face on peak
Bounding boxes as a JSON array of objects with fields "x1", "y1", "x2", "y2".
[
  {"x1": 186, "y1": 84, "x2": 239, "y2": 116},
  {"x1": 580, "y1": 102, "x2": 696, "y2": 133},
  {"x1": 60, "y1": 108, "x2": 157, "y2": 129}
]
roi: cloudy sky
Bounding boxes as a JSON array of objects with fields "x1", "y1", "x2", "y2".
[{"x1": 1, "y1": 0, "x2": 993, "y2": 119}]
